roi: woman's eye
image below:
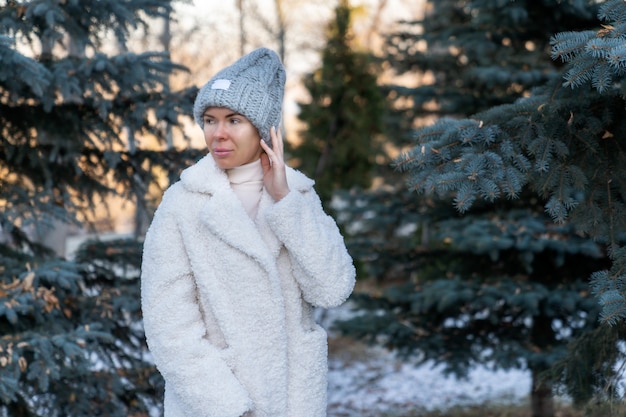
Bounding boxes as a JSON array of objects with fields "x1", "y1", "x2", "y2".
[
  {"x1": 230, "y1": 118, "x2": 240, "y2": 125},
  {"x1": 203, "y1": 118, "x2": 215, "y2": 125}
]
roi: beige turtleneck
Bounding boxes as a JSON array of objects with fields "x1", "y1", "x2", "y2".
[{"x1": 226, "y1": 159, "x2": 264, "y2": 219}]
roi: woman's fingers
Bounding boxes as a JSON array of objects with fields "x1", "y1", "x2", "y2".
[
  {"x1": 260, "y1": 125, "x2": 290, "y2": 201},
  {"x1": 275, "y1": 126, "x2": 286, "y2": 153},
  {"x1": 262, "y1": 126, "x2": 284, "y2": 165}
]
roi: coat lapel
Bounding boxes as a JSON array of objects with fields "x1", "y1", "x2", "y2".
[
  {"x1": 256, "y1": 191, "x2": 282, "y2": 257},
  {"x1": 181, "y1": 154, "x2": 276, "y2": 273},
  {"x1": 254, "y1": 165, "x2": 315, "y2": 260},
  {"x1": 179, "y1": 153, "x2": 316, "y2": 273},
  {"x1": 200, "y1": 188, "x2": 276, "y2": 272}
]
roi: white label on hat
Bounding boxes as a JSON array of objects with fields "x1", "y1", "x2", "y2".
[{"x1": 211, "y1": 79, "x2": 231, "y2": 90}]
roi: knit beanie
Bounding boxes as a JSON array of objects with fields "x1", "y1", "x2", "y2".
[{"x1": 193, "y1": 48, "x2": 286, "y2": 146}]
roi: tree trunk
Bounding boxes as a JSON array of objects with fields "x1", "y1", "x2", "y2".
[
  {"x1": 237, "y1": 0, "x2": 245, "y2": 56},
  {"x1": 528, "y1": 309, "x2": 557, "y2": 417},
  {"x1": 531, "y1": 368, "x2": 554, "y2": 417}
]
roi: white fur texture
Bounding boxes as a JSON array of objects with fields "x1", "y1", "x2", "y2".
[{"x1": 141, "y1": 154, "x2": 356, "y2": 417}]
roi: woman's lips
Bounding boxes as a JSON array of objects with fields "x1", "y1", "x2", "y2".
[{"x1": 213, "y1": 148, "x2": 232, "y2": 157}]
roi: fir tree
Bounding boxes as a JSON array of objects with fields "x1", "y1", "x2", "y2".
[
  {"x1": 290, "y1": 0, "x2": 386, "y2": 206},
  {"x1": 0, "y1": 1, "x2": 199, "y2": 415},
  {"x1": 391, "y1": 0, "x2": 626, "y2": 326},
  {"x1": 334, "y1": 1, "x2": 619, "y2": 417},
  {"x1": 384, "y1": 0, "x2": 599, "y2": 141}
]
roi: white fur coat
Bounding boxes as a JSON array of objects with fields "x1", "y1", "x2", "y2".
[{"x1": 140, "y1": 154, "x2": 356, "y2": 417}]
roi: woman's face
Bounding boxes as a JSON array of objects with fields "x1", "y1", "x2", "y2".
[{"x1": 202, "y1": 107, "x2": 262, "y2": 170}]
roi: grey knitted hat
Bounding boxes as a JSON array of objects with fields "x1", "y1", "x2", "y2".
[{"x1": 193, "y1": 48, "x2": 286, "y2": 146}]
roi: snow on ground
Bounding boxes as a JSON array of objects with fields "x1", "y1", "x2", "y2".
[
  {"x1": 321, "y1": 305, "x2": 531, "y2": 417},
  {"x1": 326, "y1": 343, "x2": 531, "y2": 416}
]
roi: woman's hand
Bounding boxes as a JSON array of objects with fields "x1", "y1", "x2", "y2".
[{"x1": 260, "y1": 126, "x2": 290, "y2": 201}]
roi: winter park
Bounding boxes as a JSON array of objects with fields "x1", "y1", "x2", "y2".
[{"x1": 4, "y1": 0, "x2": 626, "y2": 416}]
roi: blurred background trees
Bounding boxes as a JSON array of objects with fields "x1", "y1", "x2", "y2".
[{"x1": 289, "y1": 0, "x2": 387, "y2": 206}]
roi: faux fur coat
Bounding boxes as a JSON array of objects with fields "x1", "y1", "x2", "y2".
[{"x1": 140, "y1": 154, "x2": 356, "y2": 417}]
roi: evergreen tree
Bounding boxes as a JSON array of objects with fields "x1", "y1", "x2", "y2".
[
  {"x1": 334, "y1": 2, "x2": 620, "y2": 417},
  {"x1": 390, "y1": 0, "x2": 626, "y2": 329},
  {"x1": 0, "y1": 1, "x2": 200, "y2": 415},
  {"x1": 290, "y1": 0, "x2": 386, "y2": 206},
  {"x1": 384, "y1": 0, "x2": 599, "y2": 141}
]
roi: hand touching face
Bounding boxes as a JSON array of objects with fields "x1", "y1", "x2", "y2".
[{"x1": 260, "y1": 126, "x2": 290, "y2": 202}]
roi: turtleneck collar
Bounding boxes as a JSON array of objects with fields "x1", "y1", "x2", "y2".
[
  {"x1": 226, "y1": 158, "x2": 264, "y2": 184},
  {"x1": 226, "y1": 158, "x2": 264, "y2": 219}
]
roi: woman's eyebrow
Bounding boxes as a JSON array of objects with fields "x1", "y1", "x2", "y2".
[{"x1": 202, "y1": 111, "x2": 242, "y2": 118}]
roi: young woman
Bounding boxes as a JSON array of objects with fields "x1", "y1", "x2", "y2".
[{"x1": 140, "y1": 48, "x2": 356, "y2": 417}]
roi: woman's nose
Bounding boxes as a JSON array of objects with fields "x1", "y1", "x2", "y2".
[{"x1": 212, "y1": 121, "x2": 227, "y2": 139}]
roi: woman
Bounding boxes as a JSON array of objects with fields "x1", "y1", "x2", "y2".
[{"x1": 140, "y1": 47, "x2": 356, "y2": 417}]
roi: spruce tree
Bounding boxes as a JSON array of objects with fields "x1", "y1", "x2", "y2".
[
  {"x1": 290, "y1": 0, "x2": 386, "y2": 206},
  {"x1": 334, "y1": 1, "x2": 621, "y2": 416},
  {"x1": 0, "y1": 1, "x2": 199, "y2": 415},
  {"x1": 384, "y1": 0, "x2": 599, "y2": 136}
]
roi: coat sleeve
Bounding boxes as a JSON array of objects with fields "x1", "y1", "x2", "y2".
[
  {"x1": 141, "y1": 189, "x2": 253, "y2": 417},
  {"x1": 266, "y1": 187, "x2": 356, "y2": 308}
]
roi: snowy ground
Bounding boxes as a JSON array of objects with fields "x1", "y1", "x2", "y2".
[{"x1": 321, "y1": 305, "x2": 531, "y2": 417}]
